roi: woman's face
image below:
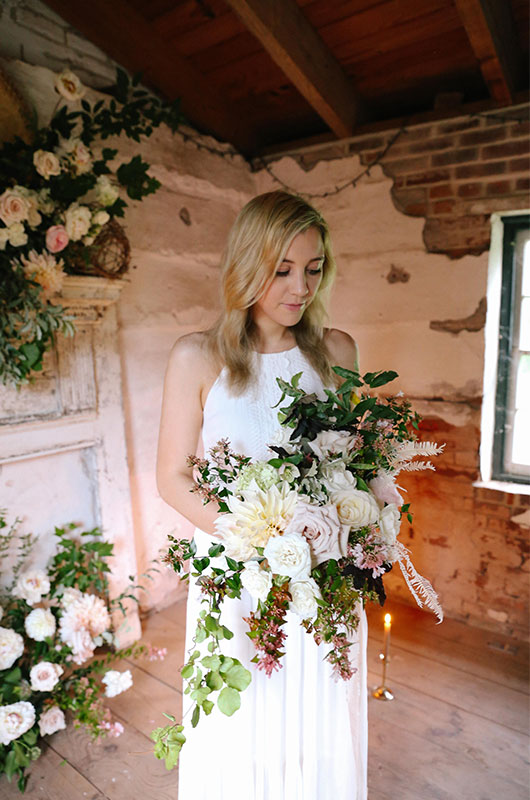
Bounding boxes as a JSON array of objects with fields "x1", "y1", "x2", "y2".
[{"x1": 252, "y1": 227, "x2": 324, "y2": 331}]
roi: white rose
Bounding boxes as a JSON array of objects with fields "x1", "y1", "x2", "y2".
[
  {"x1": 240, "y1": 562, "x2": 272, "y2": 602},
  {"x1": 285, "y1": 501, "x2": 349, "y2": 567},
  {"x1": 25, "y1": 608, "x2": 56, "y2": 641},
  {"x1": 54, "y1": 69, "x2": 85, "y2": 101},
  {"x1": 331, "y1": 488, "x2": 379, "y2": 530},
  {"x1": 309, "y1": 430, "x2": 358, "y2": 459},
  {"x1": 29, "y1": 661, "x2": 64, "y2": 692},
  {"x1": 0, "y1": 627, "x2": 24, "y2": 670},
  {"x1": 0, "y1": 702, "x2": 35, "y2": 746},
  {"x1": 64, "y1": 204, "x2": 92, "y2": 241},
  {"x1": 102, "y1": 669, "x2": 133, "y2": 698},
  {"x1": 0, "y1": 188, "x2": 30, "y2": 226},
  {"x1": 96, "y1": 175, "x2": 119, "y2": 207},
  {"x1": 38, "y1": 706, "x2": 66, "y2": 736},
  {"x1": 379, "y1": 503, "x2": 401, "y2": 546},
  {"x1": 13, "y1": 569, "x2": 50, "y2": 606},
  {"x1": 92, "y1": 210, "x2": 109, "y2": 227},
  {"x1": 289, "y1": 578, "x2": 321, "y2": 619},
  {"x1": 33, "y1": 150, "x2": 61, "y2": 180},
  {"x1": 0, "y1": 229, "x2": 8, "y2": 250},
  {"x1": 263, "y1": 532, "x2": 311, "y2": 580},
  {"x1": 7, "y1": 222, "x2": 28, "y2": 247},
  {"x1": 320, "y1": 459, "x2": 356, "y2": 493}
]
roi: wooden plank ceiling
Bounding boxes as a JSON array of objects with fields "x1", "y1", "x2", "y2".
[{"x1": 44, "y1": 0, "x2": 529, "y2": 157}]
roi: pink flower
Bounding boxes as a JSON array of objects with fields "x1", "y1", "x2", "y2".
[
  {"x1": 98, "y1": 719, "x2": 124, "y2": 737},
  {"x1": 46, "y1": 225, "x2": 69, "y2": 253},
  {"x1": 38, "y1": 706, "x2": 66, "y2": 736},
  {"x1": 351, "y1": 536, "x2": 388, "y2": 578},
  {"x1": 285, "y1": 501, "x2": 349, "y2": 567},
  {"x1": 369, "y1": 471, "x2": 403, "y2": 508}
]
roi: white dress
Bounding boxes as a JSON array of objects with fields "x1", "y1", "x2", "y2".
[{"x1": 178, "y1": 346, "x2": 368, "y2": 800}]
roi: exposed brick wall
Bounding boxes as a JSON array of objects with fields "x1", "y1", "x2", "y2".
[
  {"x1": 383, "y1": 416, "x2": 530, "y2": 641},
  {"x1": 0, "y1": 0, "x2": 119, "y2": 88},
  {"x1": 295, "y1": 108, "x2": 530, "y2": 259}
]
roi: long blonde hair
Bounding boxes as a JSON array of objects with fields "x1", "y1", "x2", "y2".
[{"x1": 209, "y1": 191, "x2": 336, "y2": 391}]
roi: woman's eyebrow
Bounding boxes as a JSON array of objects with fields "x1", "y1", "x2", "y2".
[{"x1": 281, "y1": 256, "x2": 324, "y2": 263}]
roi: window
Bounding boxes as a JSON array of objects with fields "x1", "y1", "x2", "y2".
[{"x1": 481, "y1": 212, "x2": 530, "y2": 488}]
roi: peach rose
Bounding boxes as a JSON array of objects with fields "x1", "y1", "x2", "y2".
[
  {"x1": 33, "y1": 150, "x2": 61, "y2": 180},
  {"x1": 0, "y1": 189, "x2": 30, "y2": 227}
]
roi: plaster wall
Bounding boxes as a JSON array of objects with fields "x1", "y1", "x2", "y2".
[{"x1": 0, "y1": 0, "x2": 528, "y2": 636}]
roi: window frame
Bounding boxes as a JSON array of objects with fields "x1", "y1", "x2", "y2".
[{"x1": 480, "y1": 211, "x2": 530, "y2": 490}]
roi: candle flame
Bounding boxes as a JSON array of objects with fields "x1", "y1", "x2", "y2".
[{"x1": 384, "y1": 613, "x2": 391, "y2": 624}]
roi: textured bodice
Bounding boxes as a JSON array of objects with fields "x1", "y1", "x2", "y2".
[{"x1": 202, "y1": 346, "x2": 324, "y2": 461}]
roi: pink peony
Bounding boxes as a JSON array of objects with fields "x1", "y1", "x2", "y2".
[
  {"x1": 59, "y1": 593, "x2": 110, "y2": 664},
  {"x1": 46, "y1": 225, "x2": 69, "y2": 253}
]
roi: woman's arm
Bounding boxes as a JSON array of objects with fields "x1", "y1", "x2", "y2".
[
  {"x1": 156, "y1": 334, "x2": 221, "y2": 537},
  {"x1": 325, "y1": 328, "x2": 359, "y2": 373}
]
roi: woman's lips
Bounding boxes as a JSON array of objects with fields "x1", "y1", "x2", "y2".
[{"x1": 282, "y1": 303, "x2": 304, "y2": 311}]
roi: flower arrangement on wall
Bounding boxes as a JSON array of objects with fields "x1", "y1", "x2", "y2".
[
  {"x1": 0, "y1": 68, "x2": 181, "y2": 387},
  {"x1": 0, "y1": 513, "x2": 165, "y2": 793}
]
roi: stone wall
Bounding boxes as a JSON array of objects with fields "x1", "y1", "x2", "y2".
[{"x1": 1, "y1": 0, "x2": 528, "y2": 638}]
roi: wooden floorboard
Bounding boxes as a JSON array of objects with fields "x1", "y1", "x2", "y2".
[{"x1": 1, "y1": 596, "x2": 528, "y2": 799}]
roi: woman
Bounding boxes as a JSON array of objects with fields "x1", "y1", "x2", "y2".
[{"x1": 157, "y1": 191, "x2": 368, "y2": 800}]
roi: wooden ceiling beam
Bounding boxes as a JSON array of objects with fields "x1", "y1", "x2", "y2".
[
  {"x1": 453, "y1": 0, "x2": 522, "y2": 104},
  {"x1": 223, "y1": 0, "x2": 363, "y2": 138},
  {"x1": 43, "y1": 0, "x2": 257, "y2": 154}
]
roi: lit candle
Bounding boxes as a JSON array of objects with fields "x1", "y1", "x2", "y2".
[{"x1": 383, "y1": 613, "x2": 392, "y2": 662}]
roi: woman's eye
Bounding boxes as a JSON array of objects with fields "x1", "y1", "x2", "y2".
[
  {"x1": 307, "y1": 267, "x2": 322, "y2": 275},
  {"x1": 275, "y1": 270, "x2": 290, "y2": 277}
]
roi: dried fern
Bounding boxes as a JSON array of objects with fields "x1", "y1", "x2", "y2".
[{"x1": 394, "y1": 541, "x2": 443, "y2": 623}]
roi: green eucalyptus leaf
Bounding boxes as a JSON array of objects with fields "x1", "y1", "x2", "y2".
[
  {"x1": 217, "y1": 686, "x2": 241, "y2": 717},
  {"x1": 223, "y1": 664, "x2": 251, "y2": 691}
]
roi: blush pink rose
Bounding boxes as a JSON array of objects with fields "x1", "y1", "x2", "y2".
[
  {"x1": 285, "y1": 501, "x2": 349, "y2": 567},
  {"x1": 46, "y1": 225, "x2": 69, "y2": 253}
]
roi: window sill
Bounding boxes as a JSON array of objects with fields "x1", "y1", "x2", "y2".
[{"x1": 473, "y1": 479, "x2": 530, "y2": 496}]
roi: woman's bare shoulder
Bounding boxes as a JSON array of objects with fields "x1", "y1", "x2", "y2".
[
  {"x1": 166, "y1": 331, "x2": 218, "y2": 382},
  {"x1": 324, "y1": 328, "x2": 359, "y2": 371}
]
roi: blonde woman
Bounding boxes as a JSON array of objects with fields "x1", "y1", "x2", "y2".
[{"x1": 157, "y1": 191, "x2": 368, "y2": 800}]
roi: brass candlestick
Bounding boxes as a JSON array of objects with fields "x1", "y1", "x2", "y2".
[{"x1": 372, "y1": 613, "x2": 394, "y2": 701}]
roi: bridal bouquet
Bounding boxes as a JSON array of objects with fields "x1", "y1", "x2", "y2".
[
  {"x1": 154, "y1": 367, "x2": 443, "y2": 769},
  {"x1": 0, "y1": 515, "x2": 163, "y2": 793}
]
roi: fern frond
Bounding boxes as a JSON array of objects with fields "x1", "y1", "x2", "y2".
[
  {"x1": 398, "y1": 461, "x2": 435, "y2": 472},
  {"x1": 394, "y1": 542, "x2": 443, "y2": 623}
]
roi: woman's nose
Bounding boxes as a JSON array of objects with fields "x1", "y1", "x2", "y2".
[{"x1": 290, "y1": 269, "x2": 309, "y2": 297}]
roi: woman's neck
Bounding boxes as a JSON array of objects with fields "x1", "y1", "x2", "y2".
[{"x1": 251, "y1": 309, "x2": 297, "y2": 354}]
